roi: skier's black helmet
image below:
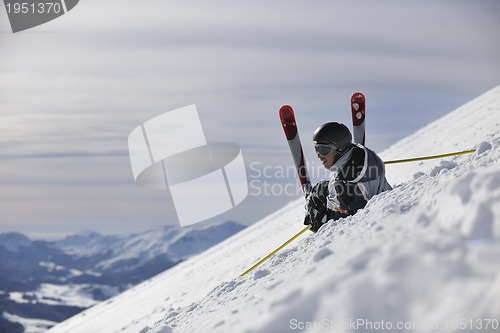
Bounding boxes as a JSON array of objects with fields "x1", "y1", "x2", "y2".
[{"x1": 313, "y1": 122, "x2": 352, "y2": 155}]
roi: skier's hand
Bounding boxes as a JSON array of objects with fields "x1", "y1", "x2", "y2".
[
  {"x1": 304, "y1": 196, "x2": 327, "y2": 232},
  {"x1": 303, "y1": 181, "x2": 329, "y2": 232},
  {"x1": 304, "y1": 212, "x2": 324, "y2": 232}
]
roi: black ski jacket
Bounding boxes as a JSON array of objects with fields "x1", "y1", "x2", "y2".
[{"x1": 326, "y1": 144, "x2": 392, "y2": 218}]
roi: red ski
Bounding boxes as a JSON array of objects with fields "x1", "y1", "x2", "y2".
[
  {"x1": 351, "y1": 92, "x2": 366, "y2": 145},
  {"x1": 279, "y1": 105, "x2": 311, "y2": 195}
]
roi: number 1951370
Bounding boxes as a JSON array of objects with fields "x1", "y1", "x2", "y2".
[{"x1": 6, "y1": 2, "x2": 63, "y2": 14}]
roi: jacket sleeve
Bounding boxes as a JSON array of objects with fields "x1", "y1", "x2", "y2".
[{"x1": 326, "y1": 179, "x2": 368, "y2": 220}]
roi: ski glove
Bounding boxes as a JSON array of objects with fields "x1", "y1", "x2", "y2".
[{"x1": 304, "y1": 181, "x2": 329, "y2": 232}]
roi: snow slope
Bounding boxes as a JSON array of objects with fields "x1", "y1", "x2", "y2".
[{"x1": 47, "y1": 86, "x2": 500, "y2": 333}]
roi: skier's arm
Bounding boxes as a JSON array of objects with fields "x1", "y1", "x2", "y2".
[
  {"x1": 326, "y1": 180, "x2": 367, "y2": 218},
  {"x1": 304, "y1": 179, "x2": 368, "y2": 231}
]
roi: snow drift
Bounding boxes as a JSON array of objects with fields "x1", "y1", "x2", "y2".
[{"x1": 47, "y1": 86, "x2": 500, "y2": 333}]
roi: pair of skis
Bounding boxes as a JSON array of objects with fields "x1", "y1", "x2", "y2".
[
  {"x1": 280, "y1": 95, "x2": 476, "y2": 175},
  {"x1": 279, "y1": 92, "x2": 366, "y2": 197}
]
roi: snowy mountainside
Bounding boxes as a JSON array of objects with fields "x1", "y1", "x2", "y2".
[
  {"x1": 55, "y1": 221, "x2": 245, "y2": 272},
  {"x1": 51, "y1": 221, "x2": 245, "y2": 272},
  {"x1": 47, "y1": 86, "x2": 500, "y2": 333},
  {"x1": 0, "y1": 232, "x2": 32, "y2": 253},
  {"x1": 53, "y1": 230, "x2": 122, "y2": 257}
]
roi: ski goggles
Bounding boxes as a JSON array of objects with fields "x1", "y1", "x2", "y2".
[{"x1": 314, "y1": 143, "x2": 337, "y2": 157}]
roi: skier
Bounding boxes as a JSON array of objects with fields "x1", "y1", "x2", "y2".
[{"x1": 304, "y1": 122, "x2": 392, "y2": 232}]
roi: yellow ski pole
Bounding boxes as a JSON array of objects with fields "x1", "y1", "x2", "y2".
[
  {"x1": 240, "y1": 225, "x2": 311, "y2": 277},
  {"x1": 384, "y1": 149, "x2": 476, "y2": 165}
]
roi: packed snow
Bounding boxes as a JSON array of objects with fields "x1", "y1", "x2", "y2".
[{"x1": 47, "y1": 86, "x2": 500, "y2": 333}]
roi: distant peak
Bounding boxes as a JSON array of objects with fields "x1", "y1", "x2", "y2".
[
  {"x1": 0, "y1": 232, "x2": 32, "y2": 252},
  {"x1": 74, "y1": 230, "x2": 103, "y2": 239},
  {"x1": 189, "y1": 220, "x2": 246, "y2": 230}
]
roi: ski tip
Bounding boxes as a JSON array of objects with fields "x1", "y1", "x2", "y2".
[
  {"x1": 351, "y1": 92, "x2": 365, "y2": 102},
  {"x1": 279, "y1": 105, "x2": 296, "y2": 123},
  {"x1": 351, "y1": 92, "x2": 366, "y2": 132},
  {"x1": 279, "y1": 105, "x2": 298, "y2": 139},
  {"x1": 279, "y1": 105, "x2": 294, "y2": 116}
]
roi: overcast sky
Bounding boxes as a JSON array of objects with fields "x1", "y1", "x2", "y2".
[{"x1": 1, "y1": 0, "x2": 499, "y2": 238}]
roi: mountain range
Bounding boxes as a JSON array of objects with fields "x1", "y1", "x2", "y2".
[{"x1": 0, "y1": 221, "x2": 246, "y2": 333}]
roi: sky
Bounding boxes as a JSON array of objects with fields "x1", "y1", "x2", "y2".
[{"x1": 0, "y1": 0, "x2": 499, "y2": 238}]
